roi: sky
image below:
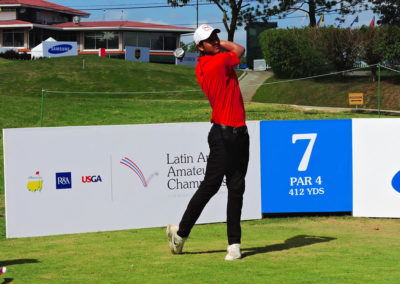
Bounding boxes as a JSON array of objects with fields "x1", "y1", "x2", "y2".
[{"x1": 53, "y1": 0, "x2": 376, "y2": 48}]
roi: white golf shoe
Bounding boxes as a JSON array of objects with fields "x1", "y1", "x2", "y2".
[
  {"x1": 225, "y1": 243, "x2": 241, "y2": 261},
  {"x1": 166, "y1": 224, "x2": 186, "y2": 254}
]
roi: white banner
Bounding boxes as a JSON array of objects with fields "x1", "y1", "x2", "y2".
[
  {"x1": 42, "y1": 41, "x2": 78, "y2": 58},
  {"x1": 176, "y1": 52, "x2": 198, "y2": 67},
  {"x1": 353, "y1": 118, "x2": 400, "y2": 218},
  {"x1": 3, "y1": 122, "x2": 261, "y2": 238}
]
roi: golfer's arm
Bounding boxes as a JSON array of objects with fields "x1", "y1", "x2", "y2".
[{"x1": 220, "y1": 40, "x2": 245, "y2": 58}]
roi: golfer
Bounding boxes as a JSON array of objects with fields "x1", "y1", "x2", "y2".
[{"x1": 167, "y1": 24, "x2": 249, "y2": 261}]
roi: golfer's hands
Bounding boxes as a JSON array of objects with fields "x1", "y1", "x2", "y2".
[{"x1": 220, "y1": 40, "x2": 245, "y2": 58}]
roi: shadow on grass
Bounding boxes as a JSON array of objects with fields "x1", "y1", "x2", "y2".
[
  {"x1": 0, "y1": 259, "x2": 39, "y2": 284},
  {"x1": 0, "y1": 259, "x2": 39, "y2": 266},
  {"x1": 241, "y1": 235, "x2": 336, "y2": 258},
  {"x1": 184, "y1": 235, "x2": 336, "y2": 258}
]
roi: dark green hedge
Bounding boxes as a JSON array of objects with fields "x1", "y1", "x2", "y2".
[
  {"x1": 259, "y1": 26, "x2": 400, "y2": 78},
  {"x1": 0, "y1": 49, "x2": 31, "y2": 60}
]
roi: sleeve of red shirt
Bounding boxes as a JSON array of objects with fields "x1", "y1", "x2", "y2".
[{"x1": 222, "y1": 51, "x2": 240, "y2": 67}]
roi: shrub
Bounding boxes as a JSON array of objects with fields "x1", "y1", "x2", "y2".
[
  {"x1": 260, "y1": 26, "x2": 400, "y2": 80},
  {"x1": 320, "y1": 27, "x2": 361, "y2": 71},
  {"x1": 259, "y1": 28, "x2": 326, "y2": 78},
  {"x1": 360, "y1": 26, "x2": 388, "y2": 81},
  {"x1": 0, "y1": 49, "x2": 31, "y2": 60},
  {"x1": 382, "y1": 25, "x2": 400, "y2": 65}
]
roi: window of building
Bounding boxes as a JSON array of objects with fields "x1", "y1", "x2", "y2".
[
  {"x1": 164, "y1": 34, "x2": 177, "y2": 50},
  {"x1": 3, "y1": 29, "x2": 24, "y2": 47},
  {"x1": 57, "y1": 31, "x2": 79, "y2": 42},
  {"x1": 124, "y1": 32, "x2": 138, "y2": 47},
  {"x1": 137, "y1": 33, "x2": 151, "y2": 49},
  {"x1": 29, "y1": 29, "x2": 59, "y2": 48},
  {"x1": 150, "y1": 33, "x2": 163, "y2": 50},
  {"x1": 123, "y1": 32, "x2": 177, "y2": 50},
  {"x1": 84, "y1": 31, "x2": 119, "y2": 50}
]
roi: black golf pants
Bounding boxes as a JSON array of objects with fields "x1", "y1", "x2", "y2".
[{"x1": 177, "y1": 123, "x2": 250, "y2": 245}]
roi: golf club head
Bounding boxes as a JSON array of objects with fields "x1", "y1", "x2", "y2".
[{"x1": 173, "y1": 48, "x2": 185, "y2": 59}]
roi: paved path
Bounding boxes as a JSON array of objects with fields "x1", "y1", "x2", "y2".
[
  {"x1": 239, "y1": 70, "x2": 273, "y2": 103},
  {"x1": 282, "y1": 104, "x2": 400, "y2": 116}
]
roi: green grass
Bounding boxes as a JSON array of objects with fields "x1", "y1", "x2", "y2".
[
  {"x1": 253, "y1": 72, "x2": 400, "y2": 110},
  {"x1": 2, "y1": 216, "x2": 400, "y2": 283},
  {"x1": 1, "y1": 56, "x2": 399, "y2": 283}
]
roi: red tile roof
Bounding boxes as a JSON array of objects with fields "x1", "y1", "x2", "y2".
[
  {"x1": 0, "y1": 0, "x2": 89, "y2": 16},
  {"x1": 55, "y1": 21, "x2": 194, "y2": 31},
  {"x1": 0, "y1": 20, "x2": 33, "y2": 26},
  {"x1": 0, "y1": 20, "x2": 194, "y2": 33}
]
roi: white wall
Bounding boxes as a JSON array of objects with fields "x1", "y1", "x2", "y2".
[{"x1": 0, "y1": 11, "x2": 17, "y2": 21}]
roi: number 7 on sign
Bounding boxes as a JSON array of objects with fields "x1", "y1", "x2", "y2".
[{"x1": 292, "y1": 133, "x2": 317, "y2": 171}]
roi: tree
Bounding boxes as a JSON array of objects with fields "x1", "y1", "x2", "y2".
[
  {"x1": 359, "y1": 26, "x2": 386, "y2": 81},
  {"x1": 167, "y1": 0, "x2": 273, "y2": 41},
  {"x1": 266, "y1": 0, "x2": 366, "y2": 27},
  {"x1": 372, "y1": 0, "x2": 400, "y2": 26},
  {"x1": 321, "y1": 27, "x2": 361, "y2": 71},
  {"x1": 180, "y1": 41, "x2": 198, "y2": 52},
  {"x1": 258, "y1": 28, "x2": 327, "y2": 78}
]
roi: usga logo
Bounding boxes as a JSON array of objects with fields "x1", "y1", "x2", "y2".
[
  {"x1": 82, "y1": 175, "x2": 103, "y2": 183},
  {"x1": 56, "y1": 172, "x2": 72, "y2": 189}
]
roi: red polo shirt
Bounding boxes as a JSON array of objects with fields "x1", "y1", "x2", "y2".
[{"x1": 196, "y1": 51, "x2": 246, "y2": 127}]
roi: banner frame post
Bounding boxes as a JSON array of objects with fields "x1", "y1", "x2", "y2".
[
  {"x1": 40, "y1": 89, "x2": 45, "y2": 127},
  {"x1": 378, "y1": 63, "x2": 381, "y2": 118}
]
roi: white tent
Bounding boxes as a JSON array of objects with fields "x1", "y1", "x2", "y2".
[{"x1": 31, "y1": 37, "x2": 57, "y2": 59}]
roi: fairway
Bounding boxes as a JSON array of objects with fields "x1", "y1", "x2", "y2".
[
  {"x1": 1, "y1": 216, "x2": 400, "y2": 283},
  {"x1": 1, "y1": 56, "x2": 400, "y2": 283}
]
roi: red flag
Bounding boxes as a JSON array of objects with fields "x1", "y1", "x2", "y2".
[
  {"x1": 99, "y1": 48, "x2": 106, "y2": 57},
  {"x1": 370, "y1": 16, "x2": 375, "y2": 27}
]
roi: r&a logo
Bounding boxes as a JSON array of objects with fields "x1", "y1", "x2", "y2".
[
  {"x1": 82, "y1": 175, "x2": 103, "y2": 183},
  {"x1": 56, "y1": 172, "x2": 72, "y2": 189}
]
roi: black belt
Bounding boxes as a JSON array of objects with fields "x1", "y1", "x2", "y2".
[{"x1": 213, "y1": 123, "x2": 248, "y2": 134}]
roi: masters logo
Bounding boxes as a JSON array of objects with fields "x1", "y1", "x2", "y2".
[{"x1": 27, "y1": 171, "x2": 43, "y2": 192}]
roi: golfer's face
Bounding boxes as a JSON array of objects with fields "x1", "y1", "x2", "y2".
[{"x1": 201, "y1": 32, "x2": 220, "y2": 55}]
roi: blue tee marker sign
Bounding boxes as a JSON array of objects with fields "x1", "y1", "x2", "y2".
[{"x1": 260, "y1": 120, "x2": 353, "y2": 213}]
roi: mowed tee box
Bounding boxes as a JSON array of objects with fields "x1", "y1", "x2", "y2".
[{"x1": 3, "y1": 122, "x2": 261, "y2": 238}]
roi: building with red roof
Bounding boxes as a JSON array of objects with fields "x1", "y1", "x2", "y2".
[{"x1": 0, "y1": 0, "x2": 194, "y2": 62}]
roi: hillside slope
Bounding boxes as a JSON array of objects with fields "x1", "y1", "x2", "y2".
[
  {"x1": 0, "y1": 55, "x2": 202, "y2": 98},
  {"x1": 253, "y1": 73, "x2": 400, "y2": 111}
]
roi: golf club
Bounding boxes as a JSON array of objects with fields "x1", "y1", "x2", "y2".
[{"x1": 173, "y1": 41, "x2": 195, "y2": 59}]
